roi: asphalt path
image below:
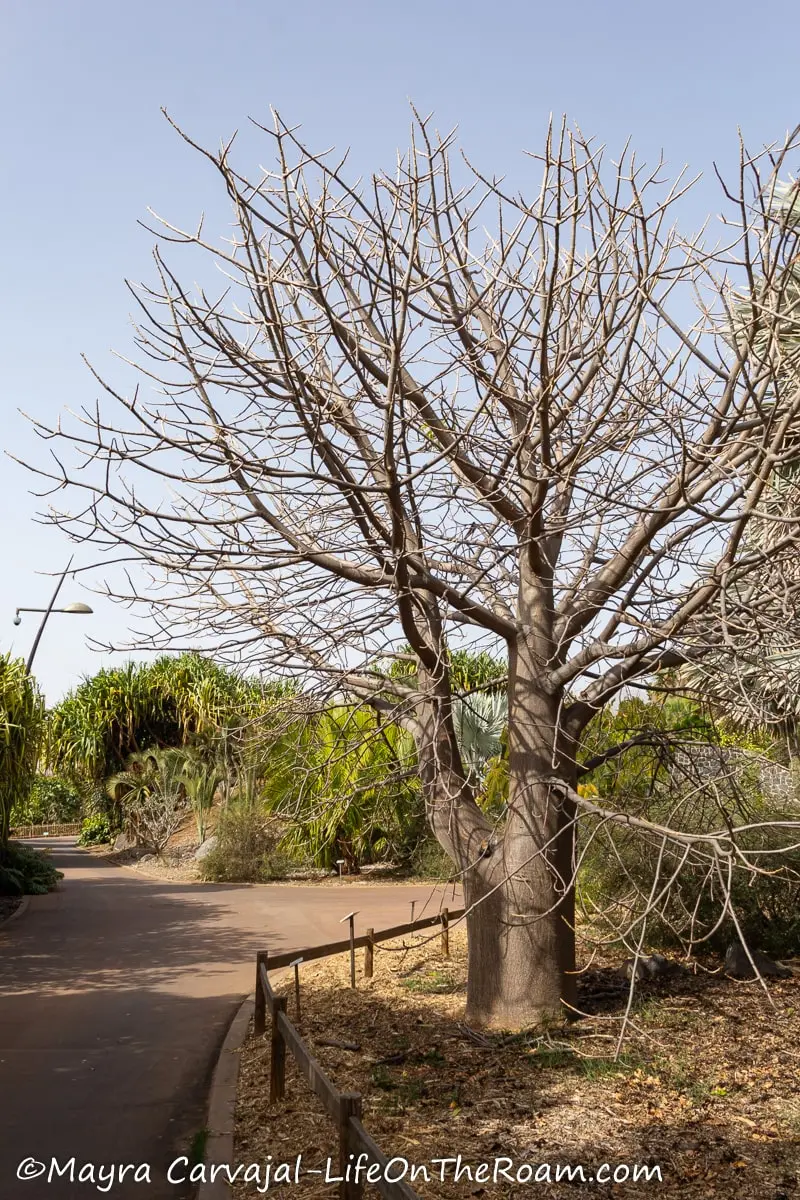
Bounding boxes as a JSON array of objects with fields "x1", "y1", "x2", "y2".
[{"x1": 0, "y1": 839, "x2": 453, "y2": 1199}]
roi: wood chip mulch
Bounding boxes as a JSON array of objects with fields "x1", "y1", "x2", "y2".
[{"x1": 233, "y1": 930, "x2": 800, "y2": 1198}]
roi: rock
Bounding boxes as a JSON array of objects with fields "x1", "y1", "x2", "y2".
[
  {"x1": 113, "y1": 832, "x2": 136, "y2": 852},
  {"x1": 619, "y1": 953, "x2": 673, "y2": 982},
  {"x1": 139, "y1": 854, "x2": 156, "y2": 864},
  {"x1": 724, "y1": 942, "x2": 792, "y2": 979},
  {"x1": 194, "y1": 836, "x2": 218, "y2": 861}
]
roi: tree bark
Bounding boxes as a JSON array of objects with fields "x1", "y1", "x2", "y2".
[
  {"x1": 415, "y1": 655, "x2": 578, "y2": 1029},
  {"x1": 462, "y1": 850, "x2": 576, "y2": 1028}
]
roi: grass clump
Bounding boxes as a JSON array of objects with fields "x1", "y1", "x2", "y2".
[{"x1": 198, "y1": 803, "x2": 291, "y2": 882}]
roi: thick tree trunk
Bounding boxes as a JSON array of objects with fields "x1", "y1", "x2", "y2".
[
  {"x1": 411, "y1": 622, "x2": 577, "y2": 1029},
  {"x1": 466, "y1": 617, "x2": 578, "y2": 1027},
  {"x1": 416, "y1": 689, "x2": 577, "y2": 1028},
  {"x1": 463, "y1": 853, "x2": 576, "y2": 1028}
]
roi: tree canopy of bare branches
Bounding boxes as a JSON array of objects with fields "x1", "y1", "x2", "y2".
[{"x1": 29, "y1": 112, "x2": 800, "y2": 1026}]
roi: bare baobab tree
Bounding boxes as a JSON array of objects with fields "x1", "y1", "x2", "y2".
[{"x1": 28, "y1": 112, "x2": 800, "y2": 1027}]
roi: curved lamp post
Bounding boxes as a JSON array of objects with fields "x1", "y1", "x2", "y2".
[{"x1": 14, "y1": 558, "x2": 93, "y2": 673}]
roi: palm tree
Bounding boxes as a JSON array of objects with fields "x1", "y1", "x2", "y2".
[
  {"x1": 106, "y1": 747, "x2": 191, "y2": 854},
  {"x1": 681, "y1": 176, "x2": 800, "y2": 766},
  {"x1": 452, "y1": 692, "x2": 507, "y2": 783},
  {"x1": 178, "y1": 752, "x2": 223, "y2": 843}
]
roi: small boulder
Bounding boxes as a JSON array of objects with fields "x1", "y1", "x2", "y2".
[
  {"x1": 113, "y1": 832, "x2": 136, "y2": 852},
  {"x1": 194, "y1": 836, "x2": 218, "y2": 861},
  {"x1": 724, "y1": 942, "x2": 792, "y2": 980},
  {"x1": 619, "y1": 953, "x2": 673, "y2": 982}
]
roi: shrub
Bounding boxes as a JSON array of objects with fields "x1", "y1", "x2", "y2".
[
  {"x1": 78, "y1": 813, "x2": 115, "y2": 846},
  {"x1": 12, "y1": 775, "x2": 83, "y2": 827},
  {"x1": 0, "y1": 842, "x2": 63, "y2": 895},
  {"x1": 579, "y1": 786, "x2": 800, "y2": 958},
  {"x1": 107, "y1": 747, "x2": 190, "y2": 854},
  {"x1": 409, "y1": 837, "x2": 455, "y2": 881},
  {"x1": 264, "y1": 706, "x2": 426, "y2": 872},
  {"x1": 198, "y1": 803, "x2": 290, "y2": 882}
]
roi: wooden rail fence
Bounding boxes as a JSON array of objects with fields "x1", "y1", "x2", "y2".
[
  {"x1": 254, "y1": 906, "x2": 465, "y2": 1200},
  {"x1": 10, "y1": 823, "x2": 82, "y2": 839}
]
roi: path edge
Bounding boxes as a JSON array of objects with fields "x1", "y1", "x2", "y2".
[
  {"x1": 198, "y1": 993, "x2": 254, "y2": 1200},
  {"x1": 0, "y1": 895, "x2": 30, "y2": 929}
]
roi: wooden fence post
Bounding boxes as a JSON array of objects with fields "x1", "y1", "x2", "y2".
[
  {"x1": 269, "y1": 996, "x2": 287, "y2": 1103},
  {"x1": 338, "y1": 1092, "x2": 363, "y2": 1200},
  {"x1": 441, "y1": 909, "x2": 449, "y2": 958},
  {"x1": 364, "y1": 929, "x2": 374, "y2": 979},
  {"x1": 254, "y1": 951, "x2": 268, "y2": 1036}
]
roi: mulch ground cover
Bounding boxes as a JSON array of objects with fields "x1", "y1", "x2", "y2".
[{"x1": 233, "y1": 929, "x2": 800, "y2": 1198}]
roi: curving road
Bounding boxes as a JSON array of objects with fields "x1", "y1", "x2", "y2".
[{"x1": 0, "y1": 839, "x2": 453, "y2": 1199}]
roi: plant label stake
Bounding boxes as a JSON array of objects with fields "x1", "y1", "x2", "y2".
[
  {"x1": 340, "y1": 911, "x2": 359, "y2": 989},
  {"x1": 290, "y1": 956, "x2": 303, "y2": 1021},
  {"x1": 336, "y1": 858, "x2": 345, "y2": 878}
]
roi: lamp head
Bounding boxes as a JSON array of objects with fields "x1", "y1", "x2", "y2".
[{"x1": 13, "y1": 613, "x2": 21, "y2": 626}]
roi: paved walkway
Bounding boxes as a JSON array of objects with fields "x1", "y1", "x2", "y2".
[{"x1": 0, "y1": 840, "x2": 453, "y2": 1198}]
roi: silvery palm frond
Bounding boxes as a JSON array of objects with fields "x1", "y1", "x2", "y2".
[{"x1": 453, "y1": 692, "x2": 508, "y2": 781}]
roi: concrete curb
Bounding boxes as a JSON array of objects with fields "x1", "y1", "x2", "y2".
[
  {"x1": 0, "y1": 895, "x2": 30, "y2": 929},
  {"x1": 198, "y1": 993, "x2": 255, "y2": 1200}
]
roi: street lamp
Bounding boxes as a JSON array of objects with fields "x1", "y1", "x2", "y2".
[{"x1": 14, "y1": 558, "x2": 93, "y2": 673}]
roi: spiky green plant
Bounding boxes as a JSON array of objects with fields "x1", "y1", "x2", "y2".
[
  {"x1": 178, "y1": 752, "x2": 223, "y2": 842},
  {"x1": 263, "y1": 706, "x2": 423, "y2": 871},
  {"x1": 452, "y1": 691, "x2": 507, "y2": 782},
  {"x1": 0, "y1": 654, "x2": 45, "y2": 848},
  {"x1": 107, "y1": 746, "x2": 191, "y2": 853},
  {"x1": 48, "y1": 654, "x2": 291, "y2": 780}
]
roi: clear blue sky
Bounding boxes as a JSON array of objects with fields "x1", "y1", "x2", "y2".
[{"x1": 2, "y1": 0, "x2": 798, "y2": 700}]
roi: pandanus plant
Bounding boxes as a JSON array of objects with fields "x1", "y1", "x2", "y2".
[
  {"x1": 0, "y1": 654, "x2": 45, "y2": 849},
  {"x1": 48, "y1": 653, "x2": 291, "y2": 780}
]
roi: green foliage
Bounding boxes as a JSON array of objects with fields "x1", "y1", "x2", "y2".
[
  {"x1": 77, "y1": 813, "x2": 115, "y2": 846},
  {"x1": 714, "y1": 720, "x2": 779, "y2": 755},
  {"x1": 0, "y1": 655, "x2": 46, "y2": 846},
  {"x1": 263, "y1": 706, "x2": 425, "y2": 871},
  {"x1": 480, "y1": 753, "x2": 509, "y2": 815},
  {"x1": 452, "y1": 691, "x2": 507, "y2": 783},
  {"x1": 0, "y1": 842, "x2": 63, "y2": 895},
  {"x1": 107, "y1": 747, "x2": 191, "y2": 853},
  {"x1": 580, "y1": 782, "x2": 800, "y2": 957},
  {"x1": 12, "y1": 775, "x2": 82, "y2": 827},
  {"x1": 447, "y1": 649, "x2": 506, "y2": 694},
  {"x1": 48, "y1": 653, "x2": 289, "y2": 780},
  {"x1": 573, "y1": 693, "x2": 800, "y2": 956},
  {"x1": 385, "y1": 645, "x2": 506, "y2": 695},
  {"x1": 578, "y1": 695, "x2": 715, "y2": 803},
  {"x1": 198, "y1": 802, "x2": 289, "y2": 882},
  {"x1": 409, "y1": 836, "x2": 455, "y2": 880},
  {"x1": 178, "y1": 753, "x2": 223, "y2": 843}
]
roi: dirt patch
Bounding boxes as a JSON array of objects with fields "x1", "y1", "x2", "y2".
[
  {"x1": 233, "y1": 930, "x2": 800, "y2": 1198},
  {"x1": 83, "y1": 844, "x2": 201, "y2": 883},
  {"x1": 83, "y1": 841, "x2": 455, "y2": 889}
]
